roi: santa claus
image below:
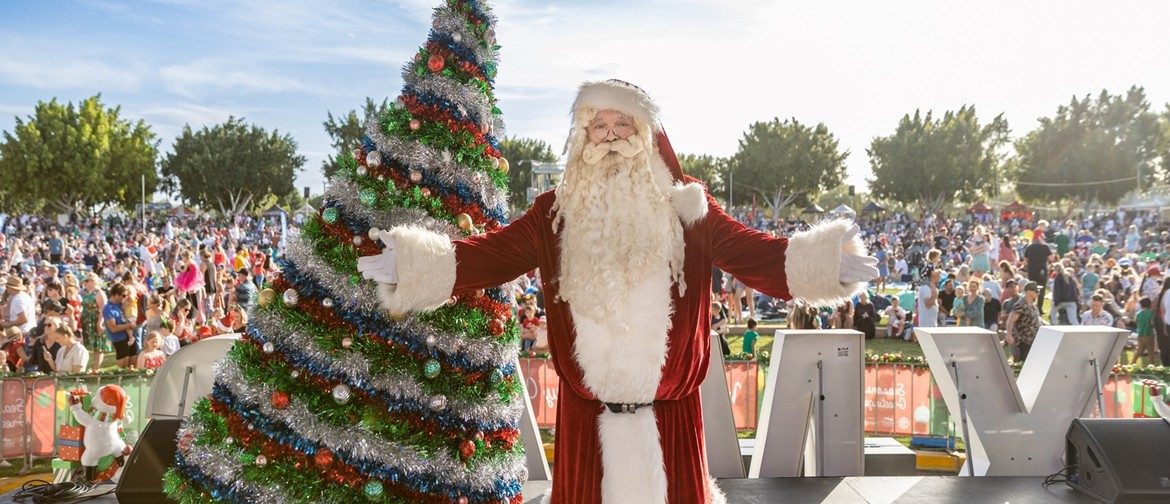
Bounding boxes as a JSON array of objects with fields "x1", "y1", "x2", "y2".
[{"x1": 358, "y1": 80, "x2": 877, "y2": 504}]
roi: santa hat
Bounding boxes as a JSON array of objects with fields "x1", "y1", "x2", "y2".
[
  {"x1": 568, "y1": 79, "x2": 708, "y2": 226},
  {"x1": 93, "y1": 385, "x2": 128, "y2": 420}
]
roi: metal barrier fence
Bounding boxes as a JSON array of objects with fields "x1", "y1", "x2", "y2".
[{"x1": 0, "y1": 374, "x2": 152, "y2": 470}]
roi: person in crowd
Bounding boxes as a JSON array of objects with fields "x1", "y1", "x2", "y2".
[
  {"x1": 1158, "y1": 276, "x2": 1170, "y2": 367},
  {"x1": 103, "y1": 283, "x2": 138, "y2": 369},
  {"x1": 1050, "y1": 262, "x2": 1080, "y2": 325},
  {"x1": 854, "y1": 292, "x2": 877, "y2": 340},
  {"x1": 917, "y1": 269, "x2": 940, "y2": 334},
  {"x1": 159, "y1": 320, "x2": 180, "y2": 356},
  {"x1": 1134, "y1": 298, "x2": 1157, "y2": 368},
  {"x1": 952, "y1": 285, "x2": 967, "y2": 326},
  {"x1": 2, "y1": 276, "x2": 36, "y2": 335},
  {"x1": 231, "y1": 269, "x2": 258, "y2": 311},
  {"x1": 2, "y1": 327, "x2": 23, "y2": 372},
  {"x1": 983, "y1": 288, "x2": 1001, "y2": 332},
  {"x1": 711, "y1": 301, "x2": 731, "y2": 356},
  {"x1": 741, "y1": 318, "x2": 760, "y2": 355},
  {"x1": 1080, "y1": 293, "x2": 1113, "y2": 326},
  {"x1": 170, "y1": 299, "x2": 196, "y2": 346},
  {"x1": 519, "y1": 303, "x2": 541, "y2": 352},
  {"x1": 1081, "y1": 262, "x2": 1101, "y2": 306},
  {"x1": 963, "y1": 280, "x2": 985, "y2": 329},
  {"x1": 173, "y1": 251, "x2": 205, "y2": 324},
  {"x1": 883, "y1": 296, "x2": 908, "y2": 340},
  {"x1": 136, "y1": 331, "x2": 167, "y2": 370},
  {"x1": 831, "y1": 298, "x2": 854, "y2": 329},
  {"x1": 938, "y1": 278, "x2": 957, "y2": 325},
  {"x1": 873, "y1": 244, "x2": 889, "y2": 293},
  {"x1": 1023, "y1": 230, "x2": 1054, "y2": 315},
  {"x1": 44, "y1": 316, "x2": 87, "y2": 375},
  {"x1": 1006, "y1": 281, "x2": 1043, "y2": 363}
]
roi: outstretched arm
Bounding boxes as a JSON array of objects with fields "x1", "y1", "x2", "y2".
[
  {"x1": 359, "y1": 200, "x2": 544, "y2": 314},
  {"x1": 709, "y1": 195, "x2": 876, "y2": 307}
]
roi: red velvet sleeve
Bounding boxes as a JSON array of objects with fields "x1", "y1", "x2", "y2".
[
  {"x1": 450, "y1": 200, "x2": 545, "y2": 295},
  {"x1": 707, "y1": 194, "x2": 792, "y2": 301}
]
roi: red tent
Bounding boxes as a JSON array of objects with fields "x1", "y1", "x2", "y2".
[
  {"x1": 966, "y1": 202, "x2": 993, "y2": 214},
  {"x1": 1000, "y1": 201, "x2": 1032, "y2": 221}
]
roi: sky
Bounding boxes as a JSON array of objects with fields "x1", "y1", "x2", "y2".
[{"x1": 2, "y1": 0, "x2": 1169, "y2": 200}]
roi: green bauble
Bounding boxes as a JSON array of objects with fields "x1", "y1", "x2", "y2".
[
  {"x1": 321, "y1": 207, "x2": 339, "y2": 223},
  {"x1": 423, "y1": 359, "x2": 441, "y2": 379},
  {"x1": 364, "y1": 480, "x2": 384, "y2": 500},
  {"x1": 359, "y1": 188, "x2": 378, "y2": 207}
]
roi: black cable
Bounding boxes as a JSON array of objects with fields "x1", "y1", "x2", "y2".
[
  {"x1": 11, "y1": 479, "x2": 117, "y2": 503},
  {"x1": 1042, "y1": 466, "x2": 1074, "y2": 488}
]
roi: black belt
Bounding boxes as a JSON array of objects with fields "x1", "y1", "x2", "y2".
[{"x1": 604, "y1": 402, "x2": 654, "y2": 414}]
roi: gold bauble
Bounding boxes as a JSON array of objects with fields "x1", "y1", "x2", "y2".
[
  {"x1": 498, "y1": 157, "x2": 509, "y2": 174},
  {"x1": 456, "y1": 213, "x2": 474, "y2": 231},
  {"x1": 258, "y1": 288, "x2": 277, "y2": 307},
  {"x1": 388, "y1": 310, "x2": 409, "y2": 322}
]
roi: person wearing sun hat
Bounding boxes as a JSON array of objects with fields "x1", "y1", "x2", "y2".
[
  {"x1": 358, "y1": 79, "x2": 879, "y2": 504},
  {"x1": 2, "y1": 276, "x2": 36, "y2": 334},
  {"x1": 1005, "y1": 281, "x2": 1043, "y2": 362}
]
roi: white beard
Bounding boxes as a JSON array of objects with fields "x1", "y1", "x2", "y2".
[{"x1": 552, "y1": 135, "x2": 686, "y2": 324}]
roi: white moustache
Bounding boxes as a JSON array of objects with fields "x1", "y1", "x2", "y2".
[{"x1": 580, "y1": 136, "x2": 645, "y2": 165}]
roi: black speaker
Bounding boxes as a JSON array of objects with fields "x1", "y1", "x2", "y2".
[
  {"x1": 116, "y1": 417, "x2": 182, "y2": 503},
  {"x1": 1065, "y1": 418, "x2": 1170, "y2": 503}
]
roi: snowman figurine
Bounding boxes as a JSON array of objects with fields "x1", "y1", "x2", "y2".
[
  {"x1": 69, "y1": 384, "x2": 132, "y2": 482},
  {"x1": 1144, "y1": 379, "x2": 1170, "y2": 420}
]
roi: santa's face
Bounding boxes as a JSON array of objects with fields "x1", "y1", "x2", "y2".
[{"x1": 586, "y1": 109, "x2": 636, "y2": 145}]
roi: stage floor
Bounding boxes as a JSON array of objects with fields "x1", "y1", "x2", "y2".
[{"x1": 1, "y1": 477, "x2": 1098, "y2": 504}]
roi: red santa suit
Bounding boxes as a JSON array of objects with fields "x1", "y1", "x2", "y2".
[{"x1": 369, "y1": 80, "x2": 866, "y2": 504}]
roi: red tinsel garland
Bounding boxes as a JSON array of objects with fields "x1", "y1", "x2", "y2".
[{"x1": 401, "y1": 92, "x2": 501, "y2": 159}]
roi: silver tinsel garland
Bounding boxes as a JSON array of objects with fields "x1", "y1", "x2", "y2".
[
  {"x1": 215, "y1": 359, "x2": 528, "y2": 491},
  {"x1": 280, "y1": 234, "x2": 517, "y2": 367},
  {"x1": 402, "y1": 73, "x2": 505, "y2": 139},
  {"x1": 324, "y1": 178, "x2": 462, "y2": 240},
  {"x1": 248, "y1": 310, "x2": 524, "y2": 422},
  {"x1": 179, "y1": 431, "x2": 298, "y2": 503},
  {"x1": 427, "y1": 7, "x2": 501, "y2": 81},
  {"x1": 364, "y1": 118, "x2": 508, "y2": 212}
]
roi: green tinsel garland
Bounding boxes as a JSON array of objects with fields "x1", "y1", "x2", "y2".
[{"x1": 381, "y1": 105, "x2": 509, "y2": 189}]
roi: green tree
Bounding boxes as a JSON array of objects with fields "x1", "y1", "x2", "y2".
[
  {"x1": 498, "y1": 136, "x2": 556, "y2": 213},
  {"x1": 161, "y1": 116, "x2": 305, "y2": 216},
  {"x1": 868, "y1": 106, "x2": 1008, "y2": 215},
  {"x1": 0, "y1": 94, "x2": 158, "y2": 215},
  {"x1": 321, "y1": 97, "x2": 391, "y2": 179},
  {"x1": 1012, "y1": 87, "x2": 1160, "y2": 213},
  {"x1": 678, "y1": 153, "x2": 725, "y2": 199},
  {"x1": 728, "y1": 118, "x2": 848, "y2": 217}
]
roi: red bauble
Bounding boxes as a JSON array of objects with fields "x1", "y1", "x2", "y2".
[
  {"x1": 409, "y1": 119, "x2": 421, "y2": 131},
  {"x1": 488, "y1": 318, "x2": 504, "y2": 336},
  {"x1": 315, "y1": 448, "x2": 334, "y2": 466},
  {"x1": 473, "y1": 431, "x2": 484, "y2": 442},
  {"x1": 459, "y1": 439, "x2": 476, "y2": 460},
  {"x1": 428, "y1": 54, "x2": 446, "y2": 73},
  {"x1": 457, "y1": 497, "x2": 469, "y2": 504},
  {"x1": 271, "y1": 391, "x2": 290, "y2": 410},
  {"x1": 528, "y1": 351, "x2": 536, "y2": 358}
]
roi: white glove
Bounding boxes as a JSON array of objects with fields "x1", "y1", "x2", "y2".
[
  {"x1": 839, "y1": 224, "x2": 879, "y2": 284},
  {"x1": 356, "y1": 231, "x2": 398, "y2": 285}
]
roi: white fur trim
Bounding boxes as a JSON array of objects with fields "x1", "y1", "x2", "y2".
[
  {"x1": 1155, "y1": 395, "x2": 1170, "y2": 420},
  {"x1": 374, "y1": 226, "x2": 456, "y2": 313},
  {"x1": 570, "y1": 253, "x2": 673, "y2": 503},
  {"x1": 709, "y1": 478, "x2": 727, "y2": 504},
  {"x1": 784, "y1": 219, "x2": 867, "y2": 307},
  {"x1": 572, "y1": 80, "x2": 661, "y2": 133},
  {"x1": 598, "y1": 408, "x2": 668, "y2": 504},
  {"x1": 671, "y1": 182, "x2": 708, "y2": 227}
]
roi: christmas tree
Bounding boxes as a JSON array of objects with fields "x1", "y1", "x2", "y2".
[{"x1": 163, "y1": 0, "x2": 527, "y2": 502}]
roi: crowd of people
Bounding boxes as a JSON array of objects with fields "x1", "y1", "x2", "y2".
[
  {"x1": 720, "y1": 207, "x2": 1170, "y2": 366},
  {"x1": 0, "y1": 213, "x2": 285, "y2": 375}
]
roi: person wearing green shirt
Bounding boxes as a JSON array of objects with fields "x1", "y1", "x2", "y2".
[
  {"x1": 1135, "y1": 298, "x2": 1156, "y2": 367},
  {"x1": 742, "y1": 318, "x2": 759, "y2": 355},
  {"x1": 1054, "y1": 231, "x2": 1070, "y2": 257}
]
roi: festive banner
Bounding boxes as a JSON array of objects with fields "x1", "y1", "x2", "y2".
[
  {"x1": 1, "y1": 379, "x2": 27, "y2": 459},
  {"x1": 863, "y1": 364, "x2": 934, "y2": 436}
]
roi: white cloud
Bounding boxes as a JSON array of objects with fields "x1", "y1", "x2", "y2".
[
  {"x1": 0, "y1": 54, "x2": 143, "y2": 93},
  {"x1": 78, "y1": 0, "x2": 165, "y2": 25},
  {"x1": 159, "y1": 59, "x2": 332, "y2": 99},
  {"x1": 0, "y1": 104, "x2": 34, "y2": 119}
]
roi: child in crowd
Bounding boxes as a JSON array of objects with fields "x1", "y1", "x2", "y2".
[
  {"x1": 159, "y1": 320, "x2": 181, "y2": 356},
  {"x1": 883, "y1": 297, "x2": 907, "y2": 339},
  {"x1": 1134, "y1": 298, "x2": 1156, "y2": 367},
  {"x1": 2, "y1": 327, "x2": 23, "y2": 372},
  {"x1": 742, "y1": 318, "x2": 759, "y2": 355},
  {"x1": 136, "y1": 331, "x2": 166, "y2": 370},
  {"x1": 952, "y1": 285, "x2": 967, "y2": 326}
]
